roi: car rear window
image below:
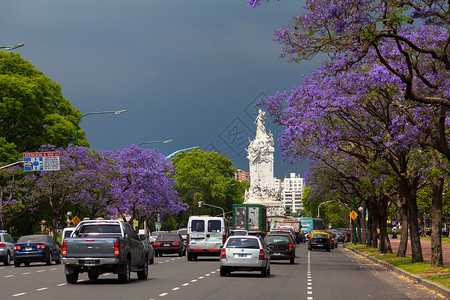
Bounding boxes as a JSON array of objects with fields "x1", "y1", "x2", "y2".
[
  {"x1": 191, "y1": 220, "x2": 205, "y2": 232},
  {"x1": 265, "y1": 235, "x2": 290, "y2": 243},
  {"x1": 313, "y1": 233, "x2": 329, "y2": 238},
  {"x1": 226, "y1": 238, "x2": 260, "y2": 249},
  {"x1": 17, "y1": 235, "x2": 47, "y2": 243},
  {"x1": 208, "y1": 220, "x2": 221, "y2": 232},
  {"x1": 77, "y1": 225, "x2": 122, "y2": 236},
  {"x1": 156, "y1": 234, "x2": 180, "y2": 242}
]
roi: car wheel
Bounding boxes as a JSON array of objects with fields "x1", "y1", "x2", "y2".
[
  {"x1": 261, "y1": 267, "x2": 268, "y2": 277},
  {"x1": 267, "y1": 266, "x2": 271, "y2": 276},
  {"x1": 137, "y1": 257, "x2": 148, "y2": 280},
  {"x1": 178, "y1": 250, "x2": 183, "y2": 257},
  {"x1": 335, "y1": 243, "x2": 338, "y2": 248},
  {"x1": 118, "y1": 258, "x2": 131, "y2": 283},
  {"x1": 220, "y1": 267, "x2": 227, "y2": 277},
  {"x1": 150, "y1": 255, "x2": 154, "y2": 264},
  {"x1": 14, "y1": 261, "x2": 20, "y2": 267},
  {"x1": 24, "y1": 262, "x2": 30, "y2": 267},
  {"x1": 66, "y1": 272, "x2": 79, "y2": 284},
  {"x1": 46, "y1": 253, "x2": 52, "y2": 265},
  {"x1": 327, "y1": 247, "x2": 331, "y2": 252},
  {"x1": 4, "y1": 252, "x2": 11, "y2": 266},
  {"x1": 55, "y1": 253, "x2": 62, "y2": 264},
  {"x1": 308, "y1": 247, "x2": 312, "y2": 251},
  {"x1": 290, "y1": 257, "x2": 295, "y2": 264},
  {"x1": 88, "y1": 272, "x2": 99, "y2": 281},
  {"x1": 187, "y1": 252, "x2": 193, "y2": 261}
]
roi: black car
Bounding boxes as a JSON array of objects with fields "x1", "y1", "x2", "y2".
[
  {"x1": 264, "y1": 232, "x2": 295, "y2": 264},
  {"x1": 153, "y1": 233, "x2": 186, "y2": 257},
  {"x1": 308, "y1": 231, "x2": 331, "y2": 252},
  {"x1": 14, "y1": 235, "x2": 61, "y2": 267}
]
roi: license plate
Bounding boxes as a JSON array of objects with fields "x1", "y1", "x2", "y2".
[
  {"x1": 164, "y1": 243, "x2": 170, "y2": 247},
  {"x1": 273, "y1": 253, "x2": 281, "y2": 256},
  {"x1": 81, "y1": 260, "x2": 97, "y2": 266},
  {"x1": 237, "y1": 254, "x2": 247, "y2": 258},
  {"x1": 25, "y1": 247, "x2": 32, "y2": 251}
]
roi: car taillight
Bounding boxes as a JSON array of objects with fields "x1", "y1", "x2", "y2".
[
  {"x1": 187, "y1": 234, "x2": 190, "y2": 243},
  {"x1": 14, "y1": 245, "x2": 21, "y2": 250},
  {"x1": 36, "y1": 244, "x2": 46, "y2": 249},
  {"x1": 62, "y1": 242, "x2": 67, "y2": 256},
  {"x1": 221, "y1": 248, "x2": 226, "y2": 258},
  {"x1": 258, "y1": 249, "x2": 265, "y2": 260},
  {"x1": 310, "y1": 238, "x2": 314, "y2": 242},
  {"x1": 173, "y1": 243, "x2": 180, "y2": 246},
  {"x1": 223, "y1": 234, "x2": 226, "y2": 244},
  {"x1": 154, "y1": 243, "x2": 161, "y2": 247},
  {"x1": 114, "y1": 242, "x2": 120, "y2": 256},
  {"x1": 289, "y1": 243, "x2": 293, "y2": 250},
  {"x1": 327, "y1": 239, "x2": 331, "y2": 243},
  {"x1": 0, "y1": 243, "x2": 5, "y2": 247}
]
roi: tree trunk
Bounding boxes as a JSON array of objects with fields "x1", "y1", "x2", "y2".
[
  {"x1": 397, "y1": 202, "x2": 408, "y2": 257},
  {"x1": 369, "y1": 203, "x2": 378, "y2": 248},
  {"x1": 406, "y1": 190, "x2": 423, "y2": 262},
  {"x1": 430, "y1": 177, "x2": 444, "y2": 267}
]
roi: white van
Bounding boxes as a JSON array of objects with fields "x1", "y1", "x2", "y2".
[{"x1": 187, "y1": 216, "x2": 226, "y2": 261}]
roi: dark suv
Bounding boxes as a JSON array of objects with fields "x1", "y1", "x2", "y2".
[{"x1": 264, "y1": 232, "x2": 295, "y2": 264}]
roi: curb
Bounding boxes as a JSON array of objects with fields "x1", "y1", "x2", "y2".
[{"x1": 343, "y1": 244, "x2": 450, "y2": 299}]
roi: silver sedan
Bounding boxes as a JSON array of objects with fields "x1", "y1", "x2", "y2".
[{"x1": 219, "y1": 235, "x2": 270, "y2": 277}]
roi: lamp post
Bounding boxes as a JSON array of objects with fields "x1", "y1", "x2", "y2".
[
  {"x1": 317, "y1": 200, "x2": 335, "y2": 218},
  {"x1": 198, "y1": 201, "x2": 225, "y2": 219},
  {"x1": 75, "y1": 109, "x2": 127, "y2": 146},
  {"x1": 165, "y1": 146, "x2": 199, "y2": 160},
  {"x1": 0, "y1": 43, "x2": 24, "y2": 51},
  {"x1": 138, "y1": 139, "x2": 173, "y2": 147}
]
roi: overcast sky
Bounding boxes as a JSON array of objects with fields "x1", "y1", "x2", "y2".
[{"x1": 2, "y1": 0, "x2": 318, "y2": 179}]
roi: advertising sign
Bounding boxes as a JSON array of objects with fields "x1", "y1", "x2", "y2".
[{"x1": 23, "y1": 152, "x2": 60, "y2": 171}]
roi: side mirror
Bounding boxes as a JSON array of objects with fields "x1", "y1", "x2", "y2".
[{"x1": 219, "y1": 245, "x2": 223, "y2": 249}]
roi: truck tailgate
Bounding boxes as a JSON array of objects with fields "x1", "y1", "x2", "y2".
[{"x1": 65, "y1": 237, "x2": 118, "y2": 258}]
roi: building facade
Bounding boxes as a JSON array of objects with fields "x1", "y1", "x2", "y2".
[{"x1": 280, "y1": 173, "x2": 304, "y2": 213}]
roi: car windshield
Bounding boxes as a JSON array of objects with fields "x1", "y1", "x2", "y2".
[
  {"x1": 226, "y1": 238, "x2": 260, "y2": 249},
  {"x1": 17, "y1": 235, "x2": 47, "y2": 243},
  {"x1": 178, "y1": 229, "x2": 187, "y2": 235},
  {"x1": 265, "y1": 235, "x2": 290, "y2": 243}
]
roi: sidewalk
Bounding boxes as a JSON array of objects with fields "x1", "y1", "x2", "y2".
[
  {"x1": 344, "y1": 238, "x2": 450, "y2": 299},
  {"x1": 389, "y1": 237, "x2": 450, "y2": 266}
]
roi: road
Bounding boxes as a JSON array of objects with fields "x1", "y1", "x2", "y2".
[{"x1": 0, "y1": 243, "x2": 445, "y2": 300}]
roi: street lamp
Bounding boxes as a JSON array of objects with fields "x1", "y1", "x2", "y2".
[
  {"x1": 138, "y1": 139, "x2": 173, "y2": 147},
  {"x1": 0, "y1": 43, "x2": 24, "y2": 51},
  {"x1": 317, "y1": 200, "x2": 335, "y2": 218},
  {"x1": 165, "y1": 146, "x2": 199, "y2": 160},
  {"x1": 198, "y1": 201, "x2": 225, "y2": 219},
  {"x1": 75, "y1": 109, "x2": 127, "y2": 146}
]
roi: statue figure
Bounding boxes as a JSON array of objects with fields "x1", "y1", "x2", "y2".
[{"x1": 255, "y1": 109, "x2": 266, "y2": 137}]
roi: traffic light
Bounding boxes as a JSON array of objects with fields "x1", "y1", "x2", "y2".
[{"x1": 198, "y1": 201, "x2": 203, "y2": 208}]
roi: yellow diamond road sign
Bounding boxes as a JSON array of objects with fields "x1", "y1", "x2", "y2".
[{"x1": 350, "y1": 210, "x2": 358, "y2": 220}]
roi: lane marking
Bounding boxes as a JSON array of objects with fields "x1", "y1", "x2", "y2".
[
  {"x1": 57, "y1": 283, "x2": 67, "y2": 287},
  {"x1": 37, "y1": 287, "x2": 48, "y2": 291},
  {"x1": 21, "y1": 272, "x2": 31, "y2": 275},
  {"x1": 37, "y1": 270, "x2": 45, "y2": 273},
  {"x1": 12, "y1": 293, "x2": 26, "y2": 297},
  {"x1": 159, "y1": 293, "x2": 168, "y2": 297},
  {"x1": 5, "y1": 274, "x2": 14, "y2": 278},
  {"x1": 172, "y1": 287, "x2": 180, "y2": 291},
  {"x1": 182, "y1": 283, "x2": 189, "y2": 286},
  {"x1": 198, "y1": 276, "x2": 204, "y2": 279},
  {"x1": 191, "y1": 279, "x2": 197, "y2": 282}
]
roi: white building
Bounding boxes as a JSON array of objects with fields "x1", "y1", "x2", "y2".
[{"x1": 280, "y1": 173, "x2": 304, "y2": 213}]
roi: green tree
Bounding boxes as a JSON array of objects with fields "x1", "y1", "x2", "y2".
[
  {"x1": 0, "y1": 51, "x2": 87, "y2": 153},
  {"x1": 171, "y1": 149, "x2": 247, "y2": 229}
]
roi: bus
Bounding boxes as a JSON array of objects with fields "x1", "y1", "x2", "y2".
[{"x1": 299, "y1": 217, "x2": 325, "y2": 236}]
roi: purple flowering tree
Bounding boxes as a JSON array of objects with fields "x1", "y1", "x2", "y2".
[{"x1": 102, "y1": 145, "x2": 187, "y2": 227}]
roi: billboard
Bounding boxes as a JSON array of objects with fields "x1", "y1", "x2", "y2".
[{"x1": 23, "y1": 152, "x2": 60, "y2": 171}]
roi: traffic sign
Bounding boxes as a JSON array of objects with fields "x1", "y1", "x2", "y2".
[
  {"x1": 23, "y1": 152, "x2": 60, "y2": 171},
  {"x1": 350, "y1": 210, "x2": 358, "y2": 220},
  {"x1": 71, "y1": 216, "x2": 81, "y2": 225}
]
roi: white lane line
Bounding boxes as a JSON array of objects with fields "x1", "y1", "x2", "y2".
[
  {"x1": 205, "y1": 273, "x2": 210, "y2": 276},
  {"x1": 307, "y1": 291, "x2": 313, "y2": 295},
  {"x1": 182, "y1": 283, "x2": 189, "y2": 286},
  {"x1": 5, "y1": 275, "x2": 14, "y2": 278},
  {"x1": 159, "y1": 293, "x2": 168, "y2": 297},
  {"x1": 57, "y1": 283, "x2": 67, "y2": 287},
  {"x1": 12, "y1": 293, "x2": 26, "y2": 297},
  {"x1": 171, "y1": 259, "x2": 176, "y2": 261},
  {"x1": 37, "y1": 270, "x2": 45, "y2": 273},
  {"x1": 36, "y1": 287, "x2": 48, "y2": 291},
  {"x1": 50, "y1": 268, "x2": 57, "y2": 270},
  {"x1": 21, "y1": 272, "x2": 31, "y2": 275},
  {"x1": 172, "y1": 287, "x2": 180, "y2": 291},
  {"x1": 198, "y1": 276, "x2": 204, "y2": 279},
  {"x1": 191, "y1": 279, "x2": 197, "y2": 282},
  {"x1": 158, "y1": 262, "x2": 164, "y2": 264}
]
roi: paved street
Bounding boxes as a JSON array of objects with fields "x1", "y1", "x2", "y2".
[{"x1": 0, "y1": 243, "x2": 445, "y2": 300}]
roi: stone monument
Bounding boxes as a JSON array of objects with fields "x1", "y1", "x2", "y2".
[{"x1": 244, "y1": 109, "x2": 284, "y2": 216}]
